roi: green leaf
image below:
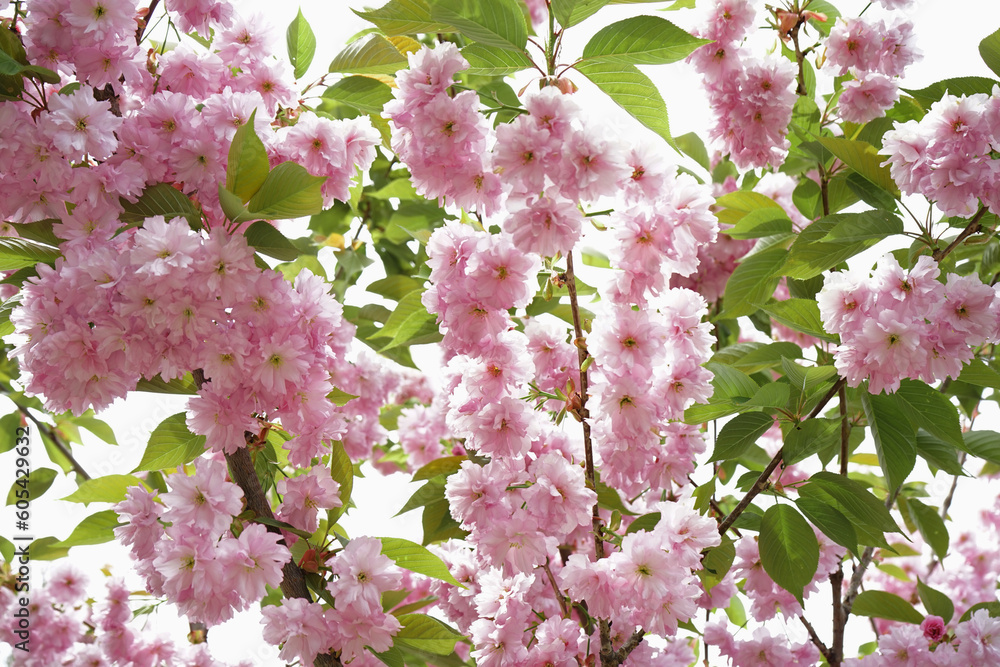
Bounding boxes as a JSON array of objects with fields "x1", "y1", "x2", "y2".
[
  {"x1": 226, "y1": 109, "x2": 269, "y2": 202},
  {"x1": 744, "y1": 382, "x2": 791, "y2": 409},
  {"x1": 60, "y1": 475, "x2": 147, "y2": 506},
  {"x1": 851, "y1": 590, "x2": 923, "y2": 624},
  {"x1": 957, "y1": 358, "x2": 1000, "y2": 389},
  {"x1": 706, "y1": 363, "x2": 760, "y2": 401},
  {"x1": 960, "y1": 430, "x2": 1000, "y2": 466},
  {"x1": 0, "y1": 535, "x2": 12, "y2": 563},
  {"x1": 0, "y1": 237, "x2": 60, "y2": 271},
  {"x1": 581, "y1": 15, "x2": 709, "y2": 65},
  {"x1": 907, "y1": 498, "x2": 949, "y2": 562},
  {"x1": 862, "y1": 393, "x2": 916, "y2": 491},
  {"x1": 892, "y1": 380, "x2": 963, "y2": 449},
  {"x1": 574, "y1": 60, "x2": 672, "y2": 146},
  {"x1": 817, "y1": 137, "x2": 898, "y2": 195},
  {"x1": 413, "y1": 456, "x2": 466, "y2": 481},
  {"x1": 252, "y1": 516, "x2": 313, "y2": 539},
  {"x1": 322, "y1": 76, "x2": 394, "y2": 115},
  {"x1": 596, "y1": 480, "x2": 636, "y2": 515},
  {"x1": 372, "y1": 646, "x2": 405, "y2": 667},
  {"x1": 354, "y1": 0, "x2": 451, "y2": 35},
  {"x1": 551, "y1": 0, "x2": 609, "y2": 27},
  {"x1": 11, "y1": 219, "x2": 60, "y2": 247},
  {"x1": 915, "y1": 431, "x2": 965, "y2": 476},
  {"x1": 72, "y1": 416, "x2": 118, "y2": 445},
  {"x1": 247, "y1": 162, "x2": 326, "y2": 220},
  {"x1": 287, "y1": 8, "x2": 317, "y2": 79},
  {"x1": 979, "y1": 28, "x2": 1000, "y2": 79},
  {"x1": 960, "y1": 601, "x2": 1000, "y2": 623},
  {"x1": 625, "y1": 511, "x2": 661, "y2": 535},
  {"x1": 368, "y1": 275, "x2": 424, "y2": 302},
  {"x1": 718, "y1": 244, "x2": 787, "y2": 318},
  {"x1": 135, "y1": 373, "x2": 199, "y2": 395},
  {"x1": 6, "y1": 467, "x2": 57, "y2": 505},
  {"x1": 759, "y1": 504, "x2": 819, "y2": 605},
  {"x1": 54, "y1": 509, "x2": 120, "y2": 550},
  {"x1": 819, "y1": 210, "x2": 905, "y2": 244},
  {"x1": 327, "y1": 387, "x2": 359, "y2": 406},
  {"x1": 917, "y1": 578, "x2": 954, "y2": 623},
  {"x1": 428, "y1": 0, "x2": 527, "y2": 52},
  {"x1": 133, "y1": 413, "x2": 207, "y2": 472},
  {"x1": 244, "y1": 221, "x2": 301, "y2": 261},
  {"x1": 783, "y1": 211, "x2": 904, "y2": 280},
  {"x1": 218, "y1": 185, "x2": 257, "y2": 225},
  {"x1": 700, "y1": 538, "x2": 735, "y2": 591},
  {"x1": 397, "y1": 478, "x2": 446, "y2": 516},
  {"x1": 902, "y1": 77, "x2": 999, "y2": 109},
  {"x1": 58, "y1": 510, "x2": 121, "y2": 549},
  {"x1": 709, "y1": 412, "x2": 774, "y2": 462},
  {"x1": 328, "y1": 441, "x2": 353, "y2": 523},
  {"x1": 119, "y1": 183, "x2": 203, "y2": 230},
  {"x1": 0, "y1": 413, "x2": 20, "y2": 455},
  {"x1": 724, "y1": 209, "x2": 793, "y2": 240},
  {"x1": 380, "y1": 537, "x2": 463, "y2": 587},
  {"x1": 801, "y1": 471, "x2": 902, "y2": 540},
  {"x1": 760, "y1": 299, "x2": 837, "y2": 343},
  {"x1": 714, "y1": 191, "x2": 783, "y2": 224},
  {"x1": 461, "y1": 43, "x2": 534, "y2": 75},
  {"x1": 675, "y1": 132, "x2": 709, "y2": 171},
  {"x1": 395, "y1": 614, "x2": 463, "y2": 655},
  {"x1": 780, "y1": 361, "x2": 836, "y2": 398},
  {"x1": 783, "y1": 418, "x2": 840, "y2": 465},
  {"x1": 795, "y1": 496, "x2": 859, "y2": 558},
  {"x1": 330, "y1": 34, "x2": 409, "y2": 75}
]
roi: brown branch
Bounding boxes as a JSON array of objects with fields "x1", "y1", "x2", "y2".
[
  {"x1": 843, "y1": 487, "x2": 901, "y2": 616},
  {"x1": 800, "y1": 615, "x2": 832, "y2": 662},
  {"x1": 830, "y1": 567, "x2": 845, "y2": 666},
  {"x1": 830, "y1": 383, "x2": 851, "y2": 666},
  {"x1": 542, "y1": 559, "x2": 571, "y2": 618},
  {"x1": 192, "y1": 370, "x2": 341, "y2": 667},
  {"x1": 16, "y1": 405, "x2": 92, "y2": 481},
  {"x1": 718, "y1": 378, "x2": 846, "y2": 536},
  {"x1": 564, "y1": 253, "x2": 613, "y2": 664},
  {"x1": 933, "y1": 206, "x2": 988, "y2": 261}
]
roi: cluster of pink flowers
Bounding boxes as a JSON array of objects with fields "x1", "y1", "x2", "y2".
[
  {"x1": 114, "y1": 458, "x2": 290, "y2": 625},
  {"x1": 562, "y1": 500, "x2": 721, "y2": 638},
  {"x1": 12, "y1": 216, "x2": 358, "y2": 466},
  {"x1": 387, "y1": 43, "x2": 638, "y2": 258},
  {"x1": 854, "y1": 609, "x2": 1000, "y2": 665},
  {"x1": 689, "y1": 0, "x2": 798, "y2": 169},
  {"x1": 0, "y1": 567, "x2": 241, "y2": 667},
  {"x1": 261, "y1": 537, "x2": 403, "y2": 665},
  {"x1": 826, "y1": 13, "x2": 921, "y2": 123},
  {"x1": 882, "y1": 91, "x2": 1000, "y2": 218},
  {"x1": 384, "y1": 43, "x2": 502, "y2": 215},
  {"x1": 591, "y1": 159, "x2": 718, "y2": 495},
  {"x1": 818, "y1": 254, "x2": 999, "y2": 393}
]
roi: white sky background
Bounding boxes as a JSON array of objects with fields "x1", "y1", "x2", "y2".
[{"x1": 1, "y1": 0, "x2": 999, "y2": 665}]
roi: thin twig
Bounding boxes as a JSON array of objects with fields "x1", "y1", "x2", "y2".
[
  {"x1": 933, "y1": 206, "x2": 988, "y2": 261},
  {"x1": 718, "y1": 378, "x2": 846, "y2": 535},
  {"x1": 843, "y1": 487, "x2": 901, "y2": 615},
  {"x1": 800, "y1": 615, "x2": 832, "y2": 662},
  {"x1": 16, "y1": 405, "x2": 92, "y2": 481}
]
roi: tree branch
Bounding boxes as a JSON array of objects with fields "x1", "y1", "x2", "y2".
[
  {"x1": 933, "y1": 206, "x2": 988, "y2": 261},
  {"x1": 564, "y1": 253, "x2": 614, "y2": 664},
  {"x1": 192, "y1": 370, "x2": 341, "y2": 667},
  {"x1": 718, "y1": 378, "x2": 847, "y2": 535},
  {"x1": 16, "y1": 405, "x2": 92, "y2": 481},
  {"x1": 800, "y1": 615, "x2": 832, "y2": 662},
  {"x1": 843, "y1": 487, "x2": 901, "y2": 616}
]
